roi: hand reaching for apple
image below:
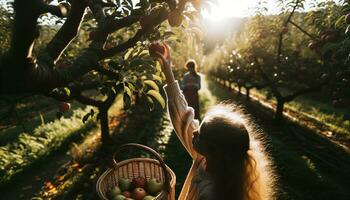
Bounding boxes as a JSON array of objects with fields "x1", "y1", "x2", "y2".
[{"x1": 149, "y1": 42, "x2": 175, "y2": 85}]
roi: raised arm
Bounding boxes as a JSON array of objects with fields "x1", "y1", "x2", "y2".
[{"x1": 155, "y1": 43, "x2": 201, "y2": 160}]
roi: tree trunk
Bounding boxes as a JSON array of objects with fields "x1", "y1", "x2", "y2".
[
  {"x1": 238, "y1": 86, "x2": 242, "y2": 94},
  {"x1": 246, "y1": 88, "x2": 250, "y2": 101},
  {"x1": 275, "y1": 99, "x2": 285, "y2": 121},
  {"x1": 99, "y1": 107, "x2": 111, "y2": 146}
]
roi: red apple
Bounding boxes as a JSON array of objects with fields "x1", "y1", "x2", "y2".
[
  {"x1": 308, "y1": 41, "x2": 318, "y2": 50},
  {"x1": 324, "y1": 34, "x2": 337, "y2": 43},
  {"x1": 59, "y1": 102, "x2": 71, "y2": 113},
  {"x1": 132, "y1": 188, "x2": 146, "y2": 200},
  {"x1": 168, "y1": 10, "x2": 183, "y2": 27},
  {"x1": 149, "y1": 42, "x2": 165, "y2": 58},
  {"x1": 131, "y1": 177, "x2": 146, "y2": 189},
  {"x1": 122, "y1": 191, "x2": 132, "y2": 198}
]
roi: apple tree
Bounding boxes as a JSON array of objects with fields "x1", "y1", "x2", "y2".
[{"x1": 0, "y1": 0, "x2": 206, "y2": 145}]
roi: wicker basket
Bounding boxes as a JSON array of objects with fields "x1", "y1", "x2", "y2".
[{"x1": 96, "y1": 143, "x2": 176, "y2": 200}]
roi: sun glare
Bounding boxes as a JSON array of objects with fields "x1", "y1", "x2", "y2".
[{"x1": 202, "y1": 0, "x2": 253, "y2": 20}]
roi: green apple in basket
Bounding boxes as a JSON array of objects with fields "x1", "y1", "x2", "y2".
[
  {"x1": 146, "y1": 178, "x2": 163, "y2": 195},
  {"x1": 119, "y1": 177, "x2": 132, "y2": 191},
  {"x1": 113, "y1": 194, "x2": 126, "y2": 200},
  {"x1": 108, "y1": 186, "x2": 122, "y2": 198},
  {"x1": 143, "y1": 195, "x2": 155, "y2": 200}
]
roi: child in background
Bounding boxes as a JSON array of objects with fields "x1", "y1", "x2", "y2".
[
  {"x1": 182, "y1": 60, "x2": 201, "y2": 120},
  {"x1": 156, "y1": 43, "x2": 276, "y2": 200}
]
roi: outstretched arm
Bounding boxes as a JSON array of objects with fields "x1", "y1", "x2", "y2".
[{"x1": 156, "y1": 44, "x2": 201, "y2": 160}]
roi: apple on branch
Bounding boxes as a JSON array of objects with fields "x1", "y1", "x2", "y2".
[{"x1": 58, "y1": 102, "x2": 71, "y2": 113}]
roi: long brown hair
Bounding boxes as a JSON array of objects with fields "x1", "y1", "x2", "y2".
[{"x1": 197, "y1": 104, "x2": 276, "y2": 200}]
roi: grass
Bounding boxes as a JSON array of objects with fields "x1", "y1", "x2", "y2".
[
  {"x1": 0, "y1": 95, "x2": 86, "y2": 145},
  {"x1": 0, "y1": 106, "x2": 96, "y2": 185},
  {"x1": 249, "y1": 88, "x2": 350, "y2": 136}
]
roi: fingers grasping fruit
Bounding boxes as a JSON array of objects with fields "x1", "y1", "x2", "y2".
[
  {"x1": 149, "y1": 42, "x2": 165, "y2": 58},
  {"x1": 149, "y1": 42, "x2": 170, "y2": 63}
]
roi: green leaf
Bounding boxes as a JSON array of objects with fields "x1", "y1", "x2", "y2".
[
  {"x1": 124, "y1": 48, "x2": 133, "y2": 60},
  {"x1": 138, "y1": 50, "x2": 149, "y2": 57},
  {"x1": 146, "y1": 96, "x2": 154, "y2": 111},
  {"x1": 144, "y1": 80, "x2": 159, "y2": 91},
  {"x1": 335, "y1": 15, "x2": 345, "y2": 29},
  {"x1": 155, "y1": 61, "x2": 162, "y2": 72},
  {"x1": 63, "y1": 87, "x2": 71, "y2": 97},
  {"x1": 127, "y1": 82, "x2": 136, "y2": 91},
  {"x1": 124, "y1": 85, "x2": 132, "y2": 97},
  {"x1": 147, "y1": 89, "x2": 165, "y2": 108}
]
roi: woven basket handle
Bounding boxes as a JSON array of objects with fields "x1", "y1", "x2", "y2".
[{"x1": 113, "y1": 143, "x2": 171, "y2": 193}]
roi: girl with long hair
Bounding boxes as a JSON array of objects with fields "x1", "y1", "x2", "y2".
[
  {"x1": 156, "y1": 43, "x2": 275, "y2": 200},
  {"x1": 182, "y1": 60, "x2": 201, "y2": 120}
]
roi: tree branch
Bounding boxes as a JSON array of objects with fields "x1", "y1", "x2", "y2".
[
  {"x1": 41, "y1": 0, "x2": 87, "y2": 64},
  {"x1": 8, "y1": 0, "x2": 42, "y2": 59},
  {"x1": 99, "y1": 28, "x2": 147, "y2": 58},
  {"x1": 105, "y1": 11, "x2": 142, "y2": 34},
  {"x1": 289, "y1": 20, "x2": 315, "y2": 39},
  {"x1": 94, "y1": 65, "x2": 121, "y2": 80},
  {"x1": 26, "y1": 49, "x2": 99, "y2": 92},
  {"x1": 72, "y1": 91, "x2": 103, "y2": 107},
  {"x1": 254, "y1": 57, "x2": 283, "y2": 100},
  {"x1": 277, "y1": 0, "x2": 300, "y2": 63}
]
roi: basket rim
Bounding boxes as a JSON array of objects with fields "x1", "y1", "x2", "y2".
[{"x1": 96, "y1": 158, "x2": 176, "y2": 200}]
